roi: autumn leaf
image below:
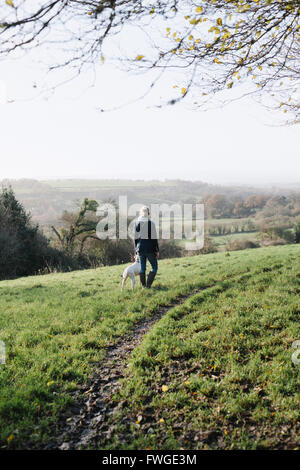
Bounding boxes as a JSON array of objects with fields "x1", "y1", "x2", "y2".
[
  {"x1": 217, "y1": 18, "x2": 222, "y2": 26},
  {"x1": 46, "y1": 380, "x2": 55, "y2": 387},
  {"x1": 6, "y1": 0, "x2": 15, "y2": 7},
  {"x1": 162, "y1": 385, "x2": 169, "y2": 392},
  {"x1": 136, "y1": 415, "x2": 143, "y2": 424},
  {"x1": 135, "y1": 55, "x2": 144, "y2": 61},
  {"x1": 7, "y1": 434, "x2": 14, "y2": 445},
  {"x1": 190, "y1": 18, "x2": 201, "y2": 25},
  {"x1": 195, "y1": 6, "x2": 203, "y2": 13},
  {"x1": 181, "y1": 88, "x2": 187, "y2": 95}
]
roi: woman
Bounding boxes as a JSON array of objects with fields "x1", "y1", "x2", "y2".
[{"x1": 134, "y1": 206, "x2": 159, "y2": 288}]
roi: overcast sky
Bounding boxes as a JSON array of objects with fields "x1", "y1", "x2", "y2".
[{"x1": 0, "y1": 51, "x2": 299, "y2": 186}]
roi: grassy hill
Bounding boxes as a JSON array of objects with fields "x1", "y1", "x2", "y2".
[{"x1": 0, "y1": 245, "x2": 299, "y2": 449}]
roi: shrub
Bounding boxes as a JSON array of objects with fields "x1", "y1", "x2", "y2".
[
  {"x1": 184, "y1": 236, "x2": 218, "y2": 256},
  {"x1": 0, "y1": 187, "x2": 75, "y2": 279},
  {"x1": 159, "y1": 240, "x2": 183, "y2": 259},
  {"x1": 258, "y1": 224, "x2": 295, "y2": 244},
  {"x1": 226, "y1": 239, "x2": 259, "y2": 252},
  {"x1": 294, "y1": 222, "x2": 300, "y2": 243},
  {"x1": 88, "y1": 239, "x2": 132, "y2": 266}
]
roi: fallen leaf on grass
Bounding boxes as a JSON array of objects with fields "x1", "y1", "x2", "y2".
[{"x1": 7, "y1": 434, "x2": 14, "y2": 445}]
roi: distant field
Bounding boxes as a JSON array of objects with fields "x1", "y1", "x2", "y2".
[
  {"x1": 0, "y1": 245, "x2": 299, "y2": 449},
  {"x1": 211, "y1": 231, "x2": 259, "y2": 248},
  {"x1": 206, "y1": 217, "x2": 254, "y2": 225},
  {"x1": 176, "y1": 231, "x2": 259, "y2": 250},
  {"x1": 161, "y1": 217, "x2": 256, "y2": 250},
  {"x1": 42, "y1": 179, "x2": 178, "y2": 191},
  {"x1": 8, "y1": 178, "x2": 234, "y2": 223}
]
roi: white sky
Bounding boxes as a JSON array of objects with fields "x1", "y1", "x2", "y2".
[{"x1": 0, "y1": 46, "x2": 299, "y2": 185}]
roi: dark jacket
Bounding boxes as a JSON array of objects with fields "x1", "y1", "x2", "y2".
[{"x1": 134, "y1": 218, "x2": 159, "y2": 254}]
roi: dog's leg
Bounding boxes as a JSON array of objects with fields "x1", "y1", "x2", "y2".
[
  {"x1": 131, "y1": 276, "x2": 136, "y2": 291},
  {"x1": 121, "y1": 276, "x2": 127, "y2": 291}
]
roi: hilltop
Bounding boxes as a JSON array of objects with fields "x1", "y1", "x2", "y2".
[{"x1": 0, "y1": 244, "x2": 299, "y2": 449}]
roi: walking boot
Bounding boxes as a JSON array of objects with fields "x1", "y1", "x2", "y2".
[
  {"x1": 139, "y1": 272, "x2": 146, "y2": 287},
  {"x1": 146, "y1": 271, "x2": 156, "y2": 288}
]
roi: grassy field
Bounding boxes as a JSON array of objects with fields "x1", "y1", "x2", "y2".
[
  {"x1": 211, "y1": 231, "x2": 259, "y2": 248},
  {"x1": 110, "y1": 250, "x2": 300, "y2": 449},
  {"x1": 0, "y1": 245, "x2": 299, "y2": 449},
  {"x1": 42, "y1": 179, "x2": 178, "y2": 190}
]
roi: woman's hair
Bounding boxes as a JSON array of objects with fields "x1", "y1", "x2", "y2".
[{"x1": 139, "y1": 205, "x2": 150, "y2": 218}]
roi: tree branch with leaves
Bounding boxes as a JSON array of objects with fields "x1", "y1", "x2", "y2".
[{"x1": 0, "y1": 0, "x2": 299, "y2": 122}]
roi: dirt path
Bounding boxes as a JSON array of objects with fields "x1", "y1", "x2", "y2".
[{"x1": 45, "y1": 287, "x2": 209, "y2": 450}]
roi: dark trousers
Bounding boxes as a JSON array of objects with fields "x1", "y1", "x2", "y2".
[{"x1": 139, "y1": 253, "x2": 158, "y2": 274}]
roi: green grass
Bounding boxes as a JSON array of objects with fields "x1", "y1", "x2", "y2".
[
  {"x1": 0, "y1": 251, "x2": 246, "y2": 448},
  {"x1": 0, "y1": 245, "x2": 299, "y2": 449},
  {"x1": 211, "y1": 231, "x2": 259, "y2": 247},
  {"x1": 106, "y1": 246, "x2": 300, "y2": 450}
]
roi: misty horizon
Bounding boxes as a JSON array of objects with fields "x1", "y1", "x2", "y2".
[{"x1": 1, "y1": 176, "x2": 300, "y2": 190}]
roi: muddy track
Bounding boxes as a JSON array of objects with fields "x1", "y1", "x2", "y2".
[{"x1": 44, "y1": 286, "x2": 213, "y2": 450}]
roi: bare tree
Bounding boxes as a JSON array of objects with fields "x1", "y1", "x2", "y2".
[{"x1": 1, "y1": 1, "x2": 299, "y2": 122}]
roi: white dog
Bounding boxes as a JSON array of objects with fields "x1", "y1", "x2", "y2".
[{"x1": 122, "y1": 255, "x2": 141, "y2": 291}]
